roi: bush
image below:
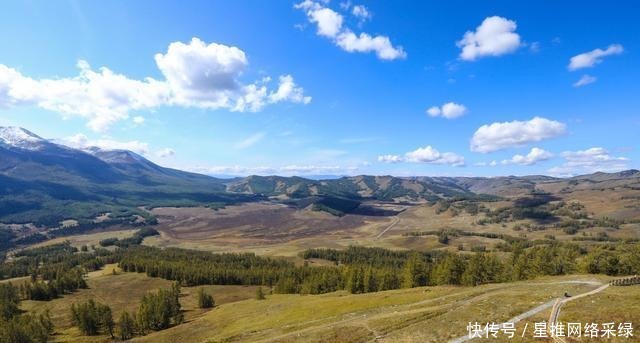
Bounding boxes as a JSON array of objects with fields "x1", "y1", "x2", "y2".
[{"x1": 197, "y1": 289, "x2": 215, "y2": 309}]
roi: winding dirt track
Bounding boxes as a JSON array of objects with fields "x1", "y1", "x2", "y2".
[
  {"x1": 448, "y1": 281, "x2": 607, "y2": 343},
  {"x1": 547, "y1": 283, "x2": 610, "y2": 343}
]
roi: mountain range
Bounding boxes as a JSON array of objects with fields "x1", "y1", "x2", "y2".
[{"x1": 1, "y1": 126, "x2": 639, "y2": 225}]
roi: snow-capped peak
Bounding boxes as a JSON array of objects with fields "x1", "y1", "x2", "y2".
[
  {"x1": 0, "y1": 126, "x2": 46, "y2": 150},
  {"x1": 84, "y1": 147, "x2": 149, "y2": 164}
]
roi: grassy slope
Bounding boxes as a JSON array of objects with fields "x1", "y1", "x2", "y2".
[
  {"x1": 19, "y1": 265, "x2": 263, "y2": 343},
  {"x1": 134, "y1": 275, "x2": 611, "y2": 343},
  {"x1": 497, "y1": 285, "x2": 640, "y2": 343}
]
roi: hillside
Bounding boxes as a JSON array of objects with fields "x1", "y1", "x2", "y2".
[
  {"x1": 0, "y1": 127, "x2": 250, "y2": 226},
  {"x1": 2, "y1": 126, "x2": 639, "y2": 239}
]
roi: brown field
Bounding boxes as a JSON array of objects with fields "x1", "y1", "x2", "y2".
[
  {"x1": 139, "y1": 184, "x2": 640, "y2": 258},
  {"x1": 146, "y1": 203, "x2": 393, "y2": 256}
]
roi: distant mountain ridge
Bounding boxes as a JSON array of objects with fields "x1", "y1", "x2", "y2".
[{"x1": 1, "y1": 126, "x2": 638, "y2": 225}]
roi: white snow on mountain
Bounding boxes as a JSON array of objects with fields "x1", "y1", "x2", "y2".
[{"x1": 0, "y1": 126, "x2": 46, "y2": 150}]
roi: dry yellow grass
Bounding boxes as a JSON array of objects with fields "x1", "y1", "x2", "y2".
[
  {"x1": 19, "y1": 265, "x2": 264, "y2": 343},
  {"x1": 132, "y1": 275, "x2": 611, "y2": 343}
]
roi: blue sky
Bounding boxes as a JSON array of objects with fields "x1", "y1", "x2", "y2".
[{"x1": 0, "y1": 0, "x2": 638, "y2": 177}]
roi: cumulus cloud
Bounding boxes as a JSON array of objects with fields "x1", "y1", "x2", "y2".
[
  {"x1": 502, "y1": 147, "x2": 553, "y2": 166},
  {"x1": 0, "y1": 38, "x2": 310, "y2": 131},
  {"x1": 0, "y1": 61, "x2": 168, "y2": 131},
  {"x1": 295, "y1": 0, "x2": 405, "y2": 60},
  {"x1": 336, "y1": 31, "x2": 406, "y2": 60},
  {"x1": 548, "y1": 147, "x2": 629, "y2": 176},
  {"x1": 156, "y1": 148, "x2": 175, "y2": 158},
  {"x1": 378, "y1": 146, "x2": 465, "y2": 166},
  {"x1": 426, "y1": 102, "x2": 468, "y2": 119},
  {"x1": 470, "y1": 117, "x2": 566, "y2": 153},
  {"x1": 568, "y1": 44, "x2": 624, "y2": 71},
  {"x1": 573, "y1": 74, "x2": 597, "y2": 87},
  {"x1": 62, "y1": 133, "x2": 150, "y2": 155},
  {"x1": 155, "y1": 38, "x2": 310, "y2": 112},
  {"x1": 268, "y1": 75, "x2": 312, "y2": 104},
  {"x1": 352, "y1": 5, "x2": 372, "y2": 21},
  {"x1": 309, "y1": 7, "x2": 344, "y2": 37},
  {"x1": 457, "y1": 16, "x2": 522, "y2": 61}
]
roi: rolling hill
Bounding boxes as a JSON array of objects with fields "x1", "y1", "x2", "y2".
[{"x1": 2, "y1": 126, "x2": 639, "y2": 227}]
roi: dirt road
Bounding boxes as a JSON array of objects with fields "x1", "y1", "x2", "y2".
[
  {"x1": 375, "y1": 216, "x2": 400, "y2": 239},
  {"x1": 448, "y1": 281, "x2": 606, "y2": 343}
]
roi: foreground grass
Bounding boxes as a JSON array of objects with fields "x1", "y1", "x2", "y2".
[
  {"x1": 134, "y1": 275, "x2": 610, "y2": 343},
  {"x1": 555, "y1": 285, "x2": 640, "y2": 343},
  {"x1": 18, "y1": 267, "x2": 634, "y2": 343}
]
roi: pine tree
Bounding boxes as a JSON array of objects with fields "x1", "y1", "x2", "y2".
[
  {"x1": 97, "y1": 304, "x2": 114, "y2": 338},
  {"x1": 70, "y1": 299, "x2": 113, "y2": 336},
  {"x1": 402, "y1": 252, "x2": 427, "y2": 288},
  {"x1": 117, "y1": 311, "x2": 135, "y2": 341}
]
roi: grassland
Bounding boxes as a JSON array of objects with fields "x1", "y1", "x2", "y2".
[
  {"x1": 131, "y1": 275, "x2": 612, "y2": 343},
  {"x1": 7, "y1": 173, "x2": 640, "y2": 342},
  {"x1": 17, "y1": 264, "x2": 263, "y2": 343}
]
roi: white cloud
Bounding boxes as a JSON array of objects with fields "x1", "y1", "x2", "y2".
[
  {"x1": 156, "y1": 148, "x2": 175, "y2": 158},
  {"x1": 529, "y1": 41, "x2": 540, "y2": 53},
  {"x1": 268, "y1": 75, "x2": 312, "y2": 104},
  {"x1": 377, "y1": 154, "x2": 402, "y2": 163},
  {"x1": 156, "y1": 38, "x2": 311, "y2": 112},
  {"x1": 0, "y1": 38, "x2": 310, "y2": 131},
  {"x1": 405, "y1": 146, "x2": 465, "y2": 166},
  {"x1": 548, "y1": 147, "x2": 629, "y2": 176},
  {"x1": 573, "y1": 74, "x2": 597, "y2": 87},
  {"x1": 335, "y1": 31, "x2": 406, "y2": 60},
  {"x1": 62, "y1": 133, "x2": 150, "y2": 155},
  {"x1": 568, "y1": 44, "x2": 624, "y2": 71},
  {"x1": 474, "y1": 160, "x2": 498, "y2": 167},
  {"x1": 426, "y1": 102, "x2": 467, "y2": 119},
  {"x1": 235, "y1": 132, "x2": 266, "y2": 149},
  {"x1": 378, "y1": 146, "x2": 465, "y2": 166},
  {"x1": 312, "y1": 8, "x2": 344, "y2": 37},
  {"x1": 457, "y1": 16, "x2": 522, "y2": 61},
  {"x1": 133, "y1": 116, "x2": 145, "y2": 125},
  {"x1": 352, "y1": 5, "x2": 372, "y2": 21},
  {"x1": 470, "y1": 116, "x2": 566, "y2": 153},
  {"x1": 0, "y1": 61, "x2": 168, "y2": 131},
  {"x1": 295, "y1": 1, "x2": 405, "y2": 60},
  {"x1": 502, "y1": 147, "x2": 553, "y2": 166},
  {"x1": 155, "y1": 38, "x2": 247, "y2": 105}
]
